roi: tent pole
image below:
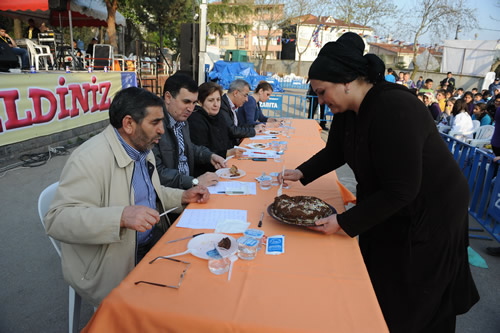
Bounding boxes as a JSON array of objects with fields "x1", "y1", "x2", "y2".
[{"x1": 69, "y1": 8, "x2": 75, "y2": 70}]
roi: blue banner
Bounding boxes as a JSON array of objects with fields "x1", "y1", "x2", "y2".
[{"x1": 259, "y1": 95, "x2": 282, "y2": 111}]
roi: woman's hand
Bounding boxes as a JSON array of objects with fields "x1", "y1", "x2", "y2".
[
  {"x1": 278, "y1": 169, "x2": 303, "y2": 187},
  {"x1": 307, "y1": 214, "x2": 342, "y2": 235}
]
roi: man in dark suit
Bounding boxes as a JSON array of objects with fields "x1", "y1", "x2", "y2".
[
  {"x1": 440, "y1": 72, "x2": 455, "y2": 93},
  {"x1": 220, "y1": 79, "x2": 264, "y2": 145}
]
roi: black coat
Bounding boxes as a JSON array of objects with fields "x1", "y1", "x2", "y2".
[
  {"x1": 297, "y1": 82, "x2": 478, "y2": 332},
  {"x1": 220, "y1": 94, "x2": 256, "y2": 146},
  {"x1": 188, "y1": 105, "x2": 233, "y2": 175}
]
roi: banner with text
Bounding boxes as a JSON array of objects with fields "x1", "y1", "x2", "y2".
[
  {"x1": 259, "y1": 95, "x2": 283, "y2": 111},
  {"x1": 0, "y1": 72, "x2": 136, "y2": 146}
]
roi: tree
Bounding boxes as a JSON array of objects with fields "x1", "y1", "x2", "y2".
[
  {"x1": 207, "y1": 0, "x2": 253, "y2": 45},
  {"x1": 331, "y1": 0, "x2": 396, "y2": 33},
  {"x1": 104, "y1": 0, "x2": 119, "y2": 49},
  {"x1": 252, "y1": 0, "x2": 284, "y2": 73},
  {"x1": 404, "y1": 0, "x2": 477, "y2": 78},
  {"x1": 284, "y1": 0, "x2": 325, "y2": 76},
  {"x1": 127, "y1": 0, "x2": 191, "y2": 52}
]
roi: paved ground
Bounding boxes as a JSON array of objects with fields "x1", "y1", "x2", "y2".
[{"x1": 0, "y1": 125, "x2": 499, "y2": 332}]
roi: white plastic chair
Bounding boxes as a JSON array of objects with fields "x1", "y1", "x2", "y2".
[
  {"x1": 468, "y1": 125, "x2": 495, "y2": 147},
  {"x1": 25, "y1": 38, "x2": 54, "y2": 71},
  {"x1": 38, "y1": 182, "x2": 82, "y2": 333}
]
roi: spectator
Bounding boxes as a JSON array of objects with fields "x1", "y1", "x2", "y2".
[
  {"x1": 44, "y1": 87, "x2": 209, "y2": 306},
  {"x1": 417, "y1": 92, "x2": 425, "y2": 102},
  {"x1": 450, "y1": 99, "x2": 474, "y2": 139},
  {"x1": 396, "y1": 71, "x2": 404, "y2": 84},
  {"x1": 385, "y1": 68, "x2": 396, "y2": 83},
  {"x1": 219, "y1": 79, "x2": 264, "y2": 146},
  {"x1": 188, "y1": 82, "x2": 243, "y2": 175},
  {"x1": 24, "y1": 18, "x2": 40, "y2": 40},
  {"x1": 423, "y1": 92, "x2": 441, "y2": 121},
  {"x1": 454, "y1": 87, "x2": 464, "y2": 99},
  {"x1": 86, "y1": 37, "x2": 98, "y2": 58},
  {"x1": 419, "y1": 78, "x2": 434, "y2": 94},
  {"x1": 306, "y1": 84, "x2": 327, "y2": 131},
  {"x1": 436, "y1": 89, "x2": 446, "y2": 112},
  {"x1": 153, "y1": 73, "x2": 226, "y2": 189},
  {"x1": 472, "y1": 103, "x2": 492, "y2": 126},
  {"x1": 237, "y1": 80, "x2": 278, "y2": 126},
  {"x1": 488, "y1": 78, "x2": 500, "y2": 97},
  {"x1": 483, "y1": 91, "x2": 491, "y2": 102},
  {"x1": 471, "y1": 87, "x2": 478, "y2": 95},
  {"x1": 416, "y1": 76, "x2": 424, "y2": 90},
  {"x1": 0, "y1": 25, "x2": 29, "y2": 69},
  {"x1": 473, "y1": 93, "x2": 485, "y2": 104},
  {"x1": 445, "y1": 91, "x2": 453, "y2": 100},
  {"x1": 403, "y1": 72, "x2": 415, "y2": 89},
  {"x1": 463, "y1": 91, "x2": 474, "y2": 115},
  {"x1": 440, "y1": 72, "x2": 455, "y2": 92}
]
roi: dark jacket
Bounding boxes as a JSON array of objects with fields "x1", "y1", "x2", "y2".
[
  {"x1": 220, "y1": 94, "x2": 256, "y2": 145},
  {"x1": 188, "y1": 105, "x2": 233, "y2": 175},
  {"x1": 152, "y1": 108, "x2": 214, "y2": 189},
  {"x1": 297, "y1": 82, "x2": 478, "y2": 333}
]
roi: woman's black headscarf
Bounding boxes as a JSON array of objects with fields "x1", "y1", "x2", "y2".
[{"x1": 308, "y1": 32, "x2": 385, "y2": 84}]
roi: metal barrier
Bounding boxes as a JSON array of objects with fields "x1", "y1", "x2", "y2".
[
  {"x1": 441, "y1": 133, "x2": 500, "y2": 242},
  {"x1": 276, "y1": 79, "x2": 309, "y2": 90},
  {"x1": 260, "y1": 92, "x2": 333, "y2": 122}
]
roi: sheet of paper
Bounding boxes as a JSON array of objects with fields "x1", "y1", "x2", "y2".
[
  {"x1": 176, "y1": 209, "x2": 247, "y2": 229},
  {"x1": 207, "y1": 181, "x2": 257, "y2": 195}
]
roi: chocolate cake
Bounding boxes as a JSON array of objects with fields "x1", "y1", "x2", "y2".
[
  {"x1": 218, "y1": 237, "x2": 231, "y2": 249},
  {"x1": 271, "y1": 194, "x2": 333, "y2": 225}
]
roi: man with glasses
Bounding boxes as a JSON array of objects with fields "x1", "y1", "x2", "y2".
[
  {"x1": 220, "y1": 79, "x2": 264, "y2": 146},
  {"x1": 44, "y1": 87, "x2": 210, "y2": 306}
]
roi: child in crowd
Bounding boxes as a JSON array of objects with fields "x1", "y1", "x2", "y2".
[
  {"x1": 450, "y1": 99, "x2": 474, "y2": 140},
  {"x1": 423, "y1": 92, "x2": 441, "y2": 121},
  {"x1": 436, "y1": 89, "x2": 446, "y2": 112},
  {"x1": 474, "y1": 93, "x2": 485, "y2": 104},
  {"x1": 454, "y1": 88, "x2": 464, "y2": 99},
  {"x1": 463, "y1": 91, "x2": 475, "y2": 115},
  {"x1": 472, "y1": 103, "x2": 492, "y2": 126}
]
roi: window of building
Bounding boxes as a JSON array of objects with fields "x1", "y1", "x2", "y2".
[
  {"x1": 236, "y1": 38, "x2": 245, "y2": 48},
  {"x1": 221, "y1": 37, "x2": 229, "y2": 46}
]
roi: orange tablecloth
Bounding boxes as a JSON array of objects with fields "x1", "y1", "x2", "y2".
[{"x1": 83, "y1": 119, "x2": 387, "y2": 333}]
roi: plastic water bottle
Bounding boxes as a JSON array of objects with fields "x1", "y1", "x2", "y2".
[
  {"x1": 65, "y1": 66, "x2": 70, "y2": 73},
  {"x1": 104, "y1": 66, "x2": 108, "y2": 72},
  {"x1": 30, "y1": 65, "x2": 36, "y2": 73},
  {"x1": 88, "y1": 66, "x2": 93, "y2": 73}
]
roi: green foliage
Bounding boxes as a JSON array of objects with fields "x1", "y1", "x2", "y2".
[
  {"x1": 207, "y1": 0, "x2": 253, "y2": 36},
  {"x1": 126, "y1": 0, "x2": 191, "y2": 51}
]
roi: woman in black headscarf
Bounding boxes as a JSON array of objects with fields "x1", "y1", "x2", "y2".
[{"x1": 283, "y1": 32, "x2": 478, "y2": 333}]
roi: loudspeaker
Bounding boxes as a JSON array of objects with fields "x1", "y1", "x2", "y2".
[
  {"x1": 0, "y1": 43, "x2": 19, "y2": 72},
  {"x1": 49, "y1": 0, "x2": 68, "y2": 11},
  {"x1": 180, "y1": 23, "x2": 199, "y2": 82}
]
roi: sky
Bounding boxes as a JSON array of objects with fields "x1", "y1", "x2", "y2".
[{"x1": 390, "y1": 0, "x2": 500, "y2": 44}]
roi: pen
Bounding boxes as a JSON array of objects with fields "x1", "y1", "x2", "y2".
[
  {"x1": 258, "y1": 212, "x2": 264, "y2": 228},
  {"x1": 217, "y1": 191, "x2": 245, "y2": 194},
  {"x1": 253, "y1": 152, "x2": 266, "y2": 154}
]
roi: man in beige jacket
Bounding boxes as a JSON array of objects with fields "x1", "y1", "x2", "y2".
[{"x1": 45, "y1": 87, "x2": 209, "y2": 306}]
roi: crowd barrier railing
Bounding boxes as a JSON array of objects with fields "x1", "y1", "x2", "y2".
[
  {"x1": 260, "y1": 93, "x2": 333, "y2": 123},
  {"x1": 440, "y1": 133, "x2": 500, "y2": 243},
  {"x1": 276, "y1": 79, "x2": 309, "y2": 90}
]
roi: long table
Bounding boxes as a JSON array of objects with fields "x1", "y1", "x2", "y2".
[{"x1": 83, "y1": 119, "x2": 388, "y2": 333}]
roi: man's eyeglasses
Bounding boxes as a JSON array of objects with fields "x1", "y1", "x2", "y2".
[{"x1": 134, "y1": 257, "x2": 190, "y2": 289}]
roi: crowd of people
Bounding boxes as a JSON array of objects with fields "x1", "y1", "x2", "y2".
[{"x1": 386, "y1": 68, "x2": 500, "y2": 142}]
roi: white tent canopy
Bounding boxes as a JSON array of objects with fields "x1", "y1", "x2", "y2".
[{"x1": 442, "y1": 40, "x2": 499, "y2": 76}]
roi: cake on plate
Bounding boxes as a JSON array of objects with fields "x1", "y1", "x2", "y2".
[{"x1": 271, "y1": 194, "x2": 334, "y2": 225}]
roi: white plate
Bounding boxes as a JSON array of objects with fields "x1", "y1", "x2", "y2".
[
  {"x1": 246, "y1": 143, "x2": 270, "y2": 149},
  {"x1": 187, "y1": 233, "x2": 238, "y2": 259},
  {"x1": 216, "y1": 168, "x2": 246, "y2": 179}
]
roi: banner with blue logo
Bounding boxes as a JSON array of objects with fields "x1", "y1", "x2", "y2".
[{"x1": 259, "y1": 95, "x2": 282, "y2": 111}]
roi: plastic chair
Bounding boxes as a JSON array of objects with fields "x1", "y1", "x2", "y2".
[
  {"x1": 25, "y1": 38, "x2": 54, "y2": 71},
  {"x1": 468, "y1": 125, "x2": 495, "y2": 147},
  {"x1": 38, "y1": 182, "x2": 82, "y2": 333}
]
